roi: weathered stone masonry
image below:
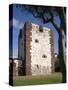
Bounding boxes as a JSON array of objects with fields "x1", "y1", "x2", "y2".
[
  {"x1": 25, "y1": 22, "x2": 32, "y2": 75},
  {"x1": 18, "y1": 22, "x2": 55, "y2": 76},
  {"x1": 49, "y1": 31, "x2": 55, "y2": 73}
]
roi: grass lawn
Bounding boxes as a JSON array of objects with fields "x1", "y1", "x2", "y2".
[{"x1": 13, "y1": 72, "x2": 62, "y2": 86}]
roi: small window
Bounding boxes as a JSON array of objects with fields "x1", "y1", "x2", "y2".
[
  {"x1": 42, "y1": 54, "x2": 47, "y2": 58},
  {"x1": 39, "y1": 25, "x2": 43, "y2": 32},
  {"x1": 35, "y1": 39, "x2": 39, "y2": 43},
  {"x1": 36, "y1": 65, "x2": 39, "y2": 69},
  {"x1": 39, "y1": 28, "x2": 43, "y2": 32}
]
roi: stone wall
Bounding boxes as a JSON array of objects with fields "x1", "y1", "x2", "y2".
[
  {"x1": 49, "y1": 31, "x2": 55, "y2": 73},
  {"x1": 29, "y1": 23, "x2": 54, "y2": 75},
  {"x1": 25, "y1": 22, "x2": 32, "y2": 75},
  {"x1": 18, "y1": 22, "x2": 55, "y2": 76}
]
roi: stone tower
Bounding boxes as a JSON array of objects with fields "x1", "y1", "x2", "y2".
[{"x1": 18, "y1": 22, "x2": 55, "y2": 75}]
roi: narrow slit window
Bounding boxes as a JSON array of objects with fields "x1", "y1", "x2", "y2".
[{"x1": 36, "y1": 65, "x2": 39, "y2": 69}]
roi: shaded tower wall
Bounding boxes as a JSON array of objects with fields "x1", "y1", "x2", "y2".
[{"x1": 18, "y1": 29, "x2": 26, "y2": 75}]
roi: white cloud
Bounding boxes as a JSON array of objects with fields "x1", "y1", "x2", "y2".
[
  {"x1": 13, "y1": 48, "x2": 18, "y2": 58},
  {"x1": 13, "y1": 18, "x2": 19, "y2": 29},
  {"x1": 9, "y1": 18, "x2": 19, "y2": 29},
  {"x1": 18, "y1": 22, "x2": 24, "y2": 29},
  {"x1": 9, "y1": 18, "x2": 24, "y2": 29}
]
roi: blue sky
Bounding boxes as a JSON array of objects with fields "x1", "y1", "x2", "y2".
[{"x1": 10, "y1": 4, "x2": 60, "y2": 58}]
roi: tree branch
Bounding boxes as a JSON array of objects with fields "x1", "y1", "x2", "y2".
[
  {"x1": 42, "y1": 16, "x2": 52, "y2": 23},
  {"x1": 56, "y1": 7, "x2": 66, "y2": 35},
  {"x1": 18, "y1": 5, "x2": 60, "y2": 32},
  {"x1": 51, "y1": 19, "x2": 60, "y2": 33}
]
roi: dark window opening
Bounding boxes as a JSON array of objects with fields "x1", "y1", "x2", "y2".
[
  {"x1": 35, "y1": 39, "x2": 39, "y2": 43},
  {"x1": 42, "y1": 54, "x2": 47, "y2": 58},
  {"x1": 39, "y1": 28, "x2": 43, "y2": 32},
  {"x1": 39, "y1": 25, "x2": 43, "y2": 32},
  {"x1": 36, "y1": 65, "x2": 39, "y2": 69}
]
